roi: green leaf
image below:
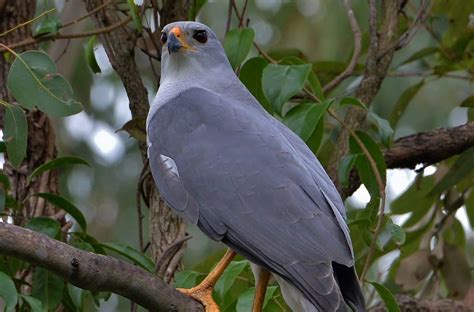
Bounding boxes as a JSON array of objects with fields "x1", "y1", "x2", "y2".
[
  {"x1": 460, "y1": 95, "x2": 474, "y2": 107},
  {"x1": 35, "y1": 16, "x2": 62, "y2": 36},
  {"x1": 465, "y1": 192, "x2": 474, "y2": 229},
  {"x1": 20, "y1": 294, "x2": 43, "y2": 312},
  {"x1": 0, "y1": 188, "x2": 5, "y2": 213},
  {"x1": 368, "y1": 281, "x2": 400, "y2": 312},
  {"x1": 224, "y1": 28, "x2": 255, "y2": 69},
  {"x1": 338, "y1": 154, "x2": 359, "y2": 188},
  {"x1": 281, "y1": 56, "x2": 324, "y2": 101},
  {"x1": 32, "y1": 193, "x2": 87, "y2": 232},
  {"x1": 239, "y1": 57, "x2": 272, "y2": 113},
  {"x1": 68, "y1": 284, "x2": 86, "y2": 312},
  {"x1": 3, "y1": 105, "x2": 27, "y2": 168},
  {"x1": 368, "y1": 111, "x2": 394, "y2": 147},
  {"x1": 389, "y1": 81, "x2": 424, "y2": 127},
  {"x1": 391, "y1": 174, "x2": 435, "y2": 215},
  {"x1": 31, "y1": 268, "x2": 64, "y2": 310},
  {"x1": 25, "y1": 217, "x2": 61, "y2": 239},
  {"x1": 70, "y1": 232, "x2": 106, "y2": 254},
  {"x1": 401, "y1": 47, "x2": 439, "y2": 64},
  {"x1": 215, "y1": 260, "x2": 248, "y2": 297},
  {"x1": 283, "y1": 100, "x2": 332, "y2": 141},
  {"x1": 174, "y1": 271, "x2": 201, "y2": 288},
  {"x1": 127, "y1": 0, "x2": 142, "y2": 32},
  {"x1": 188, "y1": 0, "x2": 207, "y2": 20},
  {"x1": 262, "y1": 63, "x2": 312, "y2": 115},
  {"x1": 340, "y1": 97, "x2": 367, "y2": 110},
  {"x1": 235, "y1": 286, "x2": 277, "y2": 312},
  {"x1": 429, "y1": 147, "x2": 474, "y2": 195},
  {"x1": 28, "y1": 156, "x2": 89, "y2": 184},
  {"x1": 349, "y1": 131, "x2": 387, "y2": 198},
  {"x1": 101, "y1": 242, "x2": 155, "y2": 273},
  {"x1": 0, "y1": 272, "x2": 18, "y2": 311},
  {"x1": 387, "y1": 221, "x2": 406, "y2": 245},
  {"x1": 7, "y1": 50, "x2": 83, "y2": 116},
  {"x1": 85, "y1": 36, "x2": 101, "y2": 74}
]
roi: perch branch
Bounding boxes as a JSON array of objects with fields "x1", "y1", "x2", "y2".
[{"x1": 0, "y1": 222, "x2": 204, "y2": 311}]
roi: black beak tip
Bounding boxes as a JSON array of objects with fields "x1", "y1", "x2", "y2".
[{"x1": 168, "y1": 33, "x2": 181, "y2": 54}]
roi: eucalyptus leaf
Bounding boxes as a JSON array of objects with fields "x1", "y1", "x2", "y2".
[
  {"x1": 215, "y1": 260, "x2": 248, "y2": 297},
  {"x1": 283, "y1": 100, "x2": 332, "y2": 141},
  {"x1": 224, "y1": 28, "x2": 255, "y2": 69},
  {"x1": 85, "y1": 36, "x2": 101, "y2": 74},
  {"x1": 0, "y1": 272, "x2": 18, "y2": 311},
  {"x1": 32, "y1": 193, "x2": 87, "y2": 232},
  {"x1": 429, "y1": 147, "x2": 474, "y2": 195},
  {"x1": 31, "y1": 268, "x2": 64, "y2": 310},
  {"x1": 101, "y1": 242, "x2": 155, "y2": 273},
  {"x1": 389, "y1": 81, "x2": 424, "y2": 127},
  {"x1": 127, "y1": 0, "x2": 142, "y2": 32},
  {"x1": 174, "y1": 271, "x2": 201, "y2": 288},
  {"x1": 25, "y1": 217, "x2": 61, "y2": 239},
  {"x1": 35, "y1": 16, "x2": 62, "y2": 36},
  {"x1": 28, "y1": 156, "x2": 90, "y2": 184},
  {"x1": 235, "y1": 286, "x2": 277, "y2": 312},
  {"x1": 338, "y1": 154, "x2": 359, "y2": 188},
  {"x1": 349, "y1": 131, "x2": 386, "y2": 198},
  {"x1": 20, "y1": 295, "x2": 43, "y2": 312},
  {"x1": 340, "y1": 97, "x2": 367, "y2": 110},
  {"x1": 7, "y1": 50, "x2": 83, "y2": 116},
  {"x1": 387, "y1": 221, "x2": 406, "y2": 245},
  {"x1": 239, "y1": 57, "x2": 272, "y2": 113},
  {"x1": 3, "y1": 105, "x2": 27, "y2": 168},
  {"x1": 368, "y1": 281, "x2": 400, "y2": 312},
  {"x1": 368, "y1": 111, "x2": 393, "y2": 147},
  {"x1": 262, "y1": 63, "x2": 311, "y2": 115}
]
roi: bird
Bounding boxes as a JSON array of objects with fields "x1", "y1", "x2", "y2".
[{"x1": 146, "y1": 21, "x2": 366, "y2": 312}]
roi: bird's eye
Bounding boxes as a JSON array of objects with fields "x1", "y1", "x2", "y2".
[
  {"x1": 160, "y1": 32, "x2": 167, "y2": 44},
  {"x1": 193, "y1": 30, "x2": 208, "y2": 44}
]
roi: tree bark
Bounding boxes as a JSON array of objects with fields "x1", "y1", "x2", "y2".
[
  {"x1": 0, "y1": 222, "x2": 204, "y2": 311},
  {"x1": 82, "y1": 0, "x2": 191, "y2": 280},
  {"x1": 328, "y1": 0, "x2": 402, "y2": 192}
]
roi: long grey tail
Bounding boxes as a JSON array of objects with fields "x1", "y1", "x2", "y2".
[{"x1": 332, "y1": 262, "x2": 367, "y2": 312}]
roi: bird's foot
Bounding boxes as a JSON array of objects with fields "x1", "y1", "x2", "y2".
[{"x1": 178, "y1": 285, "x2": 220, "y2": 312}]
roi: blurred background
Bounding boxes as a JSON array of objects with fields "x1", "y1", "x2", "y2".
[{"x1": 30, "y1": 0, "x2": 473, "y2": 310}]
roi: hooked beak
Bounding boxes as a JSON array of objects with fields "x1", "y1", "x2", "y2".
[{"x1": 167, "y1": 26, "x2": 195, "y2": 54}]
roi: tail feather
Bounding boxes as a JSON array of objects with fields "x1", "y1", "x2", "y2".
[{"x1": 333, "y1": 262, "x2": 367, "y2": 312}]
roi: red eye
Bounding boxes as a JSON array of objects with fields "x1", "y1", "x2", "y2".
[
  {"x1": 193, "y1": 30, "x2": 207, "y2": 44},
  {"x1": 160, "y1": 32, "x2": 167, "y2": 44}
]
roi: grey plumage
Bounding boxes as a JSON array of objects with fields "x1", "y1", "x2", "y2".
[{"x1": 147, "y1": 21, "x2": 366, "y2": 312}]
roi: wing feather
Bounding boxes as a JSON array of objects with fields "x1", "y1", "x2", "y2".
[{"x1": 147, "y1": 87, "x2": 354, "y2": 310}]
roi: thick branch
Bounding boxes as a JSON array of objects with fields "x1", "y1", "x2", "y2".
[
  {"x1": 342, "y1": 122, "x2": 474, "y2": 198},
  {"x1": 385, "y1": 122, "x2": 474, "y2": 169},
  {"x1": 0, "y1": 222, "x2": 204, "y2": 311},
  {"x1": 371, "y1": 294, "x2": 471, "y2": 312}
]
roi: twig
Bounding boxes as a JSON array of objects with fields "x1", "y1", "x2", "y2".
[
  {"x1": 61, "y1": 0, "x2": 116, "y2": 28},
  {"x1": 136, "y1": 160, "x2": 149, "y2": 251},
  {"x1": 238, "y1": 0, "x2": 249, "y2": 28},
  {"x1": 0, "y1": 8, "x2": 56, "y2": 37},
  {"x1": 377, "y1": 0, "x2": 431, "y2": 60},
  {"x1": 323, "y1": 0, "x2": 362, "y2": 93},
  {"x1": 0, "y1": 16, "x2": 132, "y2": 52},
  {"x1": 225, "y1": 0, "x2": 233, "y2": 33}
]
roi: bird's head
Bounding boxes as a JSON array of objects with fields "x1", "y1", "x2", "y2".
[{"x1": 159, "y1": 21, "x2": 233, "y2": 85}]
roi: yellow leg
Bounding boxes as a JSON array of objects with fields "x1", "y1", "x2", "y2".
[
  {"x1": 252, "y1": 268, "x2": 271, "y2": 312},
  {"x1": 178, "y1": 249, "x2": 236, "y2": 312}
]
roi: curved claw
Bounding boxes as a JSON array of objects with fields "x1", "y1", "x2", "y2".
[{"x1": 178, "y1": 286, "x2": 220, "y2": 312}]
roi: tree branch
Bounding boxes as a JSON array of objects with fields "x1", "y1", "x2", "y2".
[
  {"x1": 322, "y1": 0, "x2": 362, "y2": 93},
  {"x1": 0, "y1": 222, "x2": 204, "y2": 311},
  {"x1": 385, "y1": 121, "x2": 474, "y2": 169},
  {"x1": 342, "y1": 122, "x2": 474, "y2": 198}
]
